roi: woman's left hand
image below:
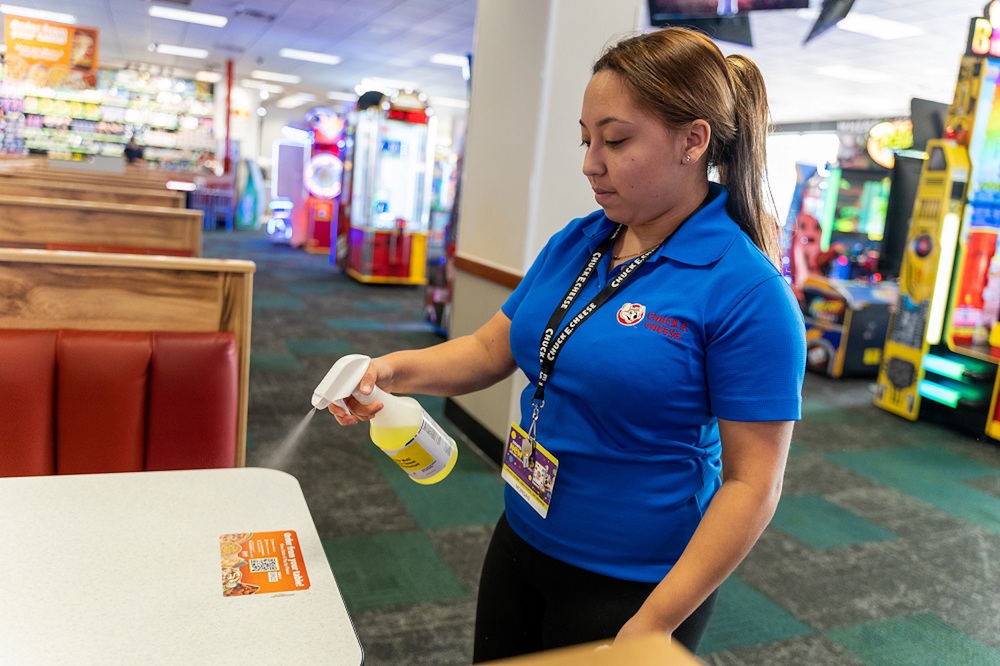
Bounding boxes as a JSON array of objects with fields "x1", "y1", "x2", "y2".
[{"x1": 614, "y1": 611, "x2": 671, "y2": 644}]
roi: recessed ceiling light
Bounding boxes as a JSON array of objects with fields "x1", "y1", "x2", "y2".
[
  {"x1": 195, "y1": 71, "x2": 223, "y2": 83},
  {"x1": 0, "y1": 4, "x2": 75, "y2": 24},
  {"x1": 149, "y1": 5, "x2": 227, "y2": 28},
  {"x1": 432, "y1": 97, "x2": 470, "y2": 109},
  {"x1": 327, "y1": 90, "x2": 358, "y2": 102},
  {"x1": 150, "y1": 43, "x2": 209, "y2": 59},
  {"x1": 280, "y1": 48, "x2": 341, "y2": 66},
  {"x1": 430, "y1": 53, "x2": 469, "y2": 68},
  {"x1": 251, "y1": 70, "x2": 301, "y2": 84},
  {"x1": 355, "y1": 77, "x2": 417, "y2": 96},
  {"x1": 431, "y1": 53, "x2": 471, "y2": 81},
  {"x1": 276, "y1": 93, "x2": 317, "y2": 109}
]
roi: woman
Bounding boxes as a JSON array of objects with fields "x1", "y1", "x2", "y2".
[{"x1": 329, "y1": 27, "x2": 805, "y2": 660}]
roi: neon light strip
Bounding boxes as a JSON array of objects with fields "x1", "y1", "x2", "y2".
[
  {"x1": 926, "y1": 212, "x2": 961, "y2": 345},
  {"x1": 820, "y1": 169, "x2": 840, "y2": 251},
  {"x1": 922, "y1": 354, "x2": 967, "y2": 381},
  {"x1": 917, "y1": 380, "x2": 961, "y2": 408}
]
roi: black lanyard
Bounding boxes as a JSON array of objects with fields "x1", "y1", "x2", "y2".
[
  {"x1": 533, "y1": 224, "x2": 657, "y2": 408},
  {"x1": 522, "y1": 224, "x2": 662, "y2": 448},
  {"x1": 533, "y1": 191, "x2": 712, "y2": 413},
  {"x1": 521, "y1": 193, "x2": 711, "y2": 450}
]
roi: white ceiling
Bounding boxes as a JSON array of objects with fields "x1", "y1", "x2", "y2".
[
  {"x1": 0, "y1": 0, "x2": 988, "y2": 124},
  {"x1": 720, "y1": 0, "x2": 983, "y2": 125},
  {"x1": 22, "y1": 0, "x2": 479, "y2": 107}
]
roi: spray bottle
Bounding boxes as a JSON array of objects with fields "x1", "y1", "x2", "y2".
[{"x1": 312, "y1": 354, "x2": 458, "y2": 485}]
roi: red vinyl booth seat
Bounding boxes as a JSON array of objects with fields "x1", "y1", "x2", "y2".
[{"x1": 0, "y1": 329, "x2": 238, "y2": 477}]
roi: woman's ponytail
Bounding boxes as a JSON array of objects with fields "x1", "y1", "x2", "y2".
[{"x1": 717, "y1": 54, "x2": 780, "y2": 265}]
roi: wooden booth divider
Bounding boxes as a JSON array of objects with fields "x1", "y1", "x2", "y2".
[
  {"x1": 0, "y1": 179, "x2": 186, "y2": 208},
  {"x1": 0, "y1": 195, "x2": 202, "y2": 256},
  {"x1": 0, "y1": 248, "x2": 255, "y2": 468},
  {"x1": 0, "y1": 160, "x2": 196, "y2": 191}
]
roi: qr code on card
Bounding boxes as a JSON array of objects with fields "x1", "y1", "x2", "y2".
[{"x1": 249, "y1": 557, "x2": 279, "y2": 573}]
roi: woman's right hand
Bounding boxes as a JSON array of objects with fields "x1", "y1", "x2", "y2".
[{"x1": 328, "y1": 357, "x2": 389, "y2": 426}]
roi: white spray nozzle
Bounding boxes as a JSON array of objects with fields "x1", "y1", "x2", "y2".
[{"x1": 312, "y1": 354, "x2": 382, "y2": 410}]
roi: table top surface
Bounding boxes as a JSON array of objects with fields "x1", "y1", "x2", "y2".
[{"x1": 0, "y1": 467, "x2": 364, "y2": 665}]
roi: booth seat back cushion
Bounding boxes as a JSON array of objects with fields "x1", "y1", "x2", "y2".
[{"x1": 0, "y1": 329, "x2": 238, "y2": 476}]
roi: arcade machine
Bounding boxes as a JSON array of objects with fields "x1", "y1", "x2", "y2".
[
  {"x1": 785, "y1": 148, "x2": 899, "y2": 377},
  {"x1": 337, "y1": 90, "x2": 435, "y2": 285},
  {"x1": 264, "y1": 109, "x2": 346, "y2": 249},
  {"x1": 875, "y1": 8, "x2": 1000, "y2": 439},
  {"x1": 265, "y1": 131, "x2": 309, "y2": 244},
  {"x1": 424, "y1": 149, "x2": 460, "y2": 335},
  {"x1": 236, "y1": 158, "x2": 266, "y2": 230},
  {"x1": 302, "y1": 107, "x2": 346, "y2": 254},
  {"x1": 424, "y1": 53, "x2": 470, "y2": 336}
]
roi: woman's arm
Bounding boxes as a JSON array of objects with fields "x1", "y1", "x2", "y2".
[
  {"x1": 616, "y1": 418, "x2": 793, "y2": 641},
  {"x1": 331, "y1": 310, "x2": 517, "y2": 424}
]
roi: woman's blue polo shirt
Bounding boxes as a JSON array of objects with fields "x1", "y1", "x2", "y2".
[{"x1": 501, "y1": 184, "x2": 806, "y2": 583}]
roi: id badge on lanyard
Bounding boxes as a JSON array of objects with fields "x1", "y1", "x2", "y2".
[
  {"x1": 501, "y1": 422, "x2": 559, "y2": 519},
  {"x1": 502, "y1": 223, "x2": 658, "y2": 519}
]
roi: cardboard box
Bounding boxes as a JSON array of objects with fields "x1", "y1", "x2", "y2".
[{"x1": 483, "y1": 634, "x2": 702, "y2": 665}]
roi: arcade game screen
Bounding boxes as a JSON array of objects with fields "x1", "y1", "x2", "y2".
[{"x1": 824, "y1": 167, "x2": 891, "y2": 259}]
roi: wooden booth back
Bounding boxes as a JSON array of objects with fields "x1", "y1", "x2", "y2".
[
  {"x1": 0, "y1": 195, "x2": 202, "y2": 257},
  {"x1": 0, "y1": 249, "x2": 254, "y2": 475}
]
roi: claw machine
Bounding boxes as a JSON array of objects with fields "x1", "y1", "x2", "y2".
[{"x1": 339, "y1": 90, "x2": 435, "y2": 284}]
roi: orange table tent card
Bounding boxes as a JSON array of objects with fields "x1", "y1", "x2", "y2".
[{"x1": 219, "y1": 531, "x2": 311, "y2": 597}]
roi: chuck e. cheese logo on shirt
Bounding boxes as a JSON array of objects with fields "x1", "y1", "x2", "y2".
[
  {"x1": 616, "y1": 302, "x2": 645, "y2": 325},
  {"x1": 616, "y1": 302, "x2": 689, "y2": 342}
]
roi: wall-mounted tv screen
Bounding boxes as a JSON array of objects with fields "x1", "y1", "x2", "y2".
[
  {"x1": 652, "y1": 15, "x2": 754, "y2": 46},
  {"x1": 648, "y1": 0, "x2": 808, "y2": 21}
]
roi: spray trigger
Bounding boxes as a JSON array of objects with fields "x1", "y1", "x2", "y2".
[
  {"x1": 312, "y1": 353, "x2": 380, "y2": 411},
  {"x1": 313, "y1": 353, "x2": 458, "y2": 484}
]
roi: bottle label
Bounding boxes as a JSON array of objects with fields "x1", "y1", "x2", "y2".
[{"x1": 384, "y1": 415, "x2": 456, "y2": 481}]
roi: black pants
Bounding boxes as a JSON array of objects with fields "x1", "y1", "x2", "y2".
[{"x1": 472, "y1": 513, "x2": 718, "y2": 663}]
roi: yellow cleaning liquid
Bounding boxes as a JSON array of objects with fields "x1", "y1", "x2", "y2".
[
  {"x1": 370, "y1": 411, "x2": 458, "y2": 485},
  {"x1": 312, "y1": 354, "x2": 459, "y2": 485}
]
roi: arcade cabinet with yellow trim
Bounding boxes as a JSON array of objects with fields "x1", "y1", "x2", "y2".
[
  {"x1": 875, "y1": 29, "x2": 1000, "y2": 437},
  {"x1": 874, "y1": 141, "x2": 973, "y2": 422}
]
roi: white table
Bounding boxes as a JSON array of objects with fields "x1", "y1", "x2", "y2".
[{"x1": 0, "y1": 467, "x2": 364, "y2": 665}]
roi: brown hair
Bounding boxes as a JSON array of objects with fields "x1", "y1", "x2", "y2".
[{"x1": 592, "y1": 27, "x2": 779, "y2": 264}]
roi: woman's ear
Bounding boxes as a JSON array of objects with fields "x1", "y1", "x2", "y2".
[{"x1": 683, "y1": 119, "x2": 711, "y2": 164}]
